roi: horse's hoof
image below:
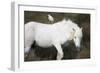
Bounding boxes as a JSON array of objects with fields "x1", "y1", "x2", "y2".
[{"x1": 57, "y1": 53, "x2": 63, "y2": 60}]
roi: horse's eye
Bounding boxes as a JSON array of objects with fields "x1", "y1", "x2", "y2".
[{"x1": 74, "y1": 36, "x2": 76, "y2": 39}]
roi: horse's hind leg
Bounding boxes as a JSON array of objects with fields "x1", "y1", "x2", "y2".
[
  {"x1": 25, "y1": 39, "x2": 35, "y2": 53},
  {"x1": 25, "y1": 47, "x2": 30, "y2": 53},
  {"x1": 53, "y1": 43, "x2": 63, "y2": 60}
]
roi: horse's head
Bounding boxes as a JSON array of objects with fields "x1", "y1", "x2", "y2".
[
  {"x1": 57, "y1": 19, "x2": 83, "y2": 51},
  {"x1": 72, "y1": 27, "x2": 83, "y2": 51}
]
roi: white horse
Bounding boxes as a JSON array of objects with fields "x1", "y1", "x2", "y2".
[{"x1": 24, "y1": 19, "x2": 83, "y2": 60}]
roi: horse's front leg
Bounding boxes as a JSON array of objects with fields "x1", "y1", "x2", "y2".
[{"x1": 53, "y1": 43, "x2": 63, "y2": 60}]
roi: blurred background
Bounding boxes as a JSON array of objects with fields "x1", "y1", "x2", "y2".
[{"x1": 24, "y1": 11, "x2": 90, "y2": 61}]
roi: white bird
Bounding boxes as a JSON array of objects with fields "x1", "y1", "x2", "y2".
[{"x1": 48, "y1": 14, "x2": 54, "y2": 22}]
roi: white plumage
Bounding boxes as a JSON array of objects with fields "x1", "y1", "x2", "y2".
[{"x1": 48, "y1": 14, "x2": 54, "y2": 22}]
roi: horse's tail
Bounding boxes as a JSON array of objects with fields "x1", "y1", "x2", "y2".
[{"x1": 24, "y1": 22, "x2": 37, "y2": 53}]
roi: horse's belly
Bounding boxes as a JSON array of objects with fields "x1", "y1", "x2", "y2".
[
  {"x1": 35, "y1": 27, "x2": 53, "y2": 47},
  {"x1": 36, "y1": 39, "x2": 52, "y2": 47},
  {"x1": 35, "y1": 35, "x2": 52, "y2": 47}
]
